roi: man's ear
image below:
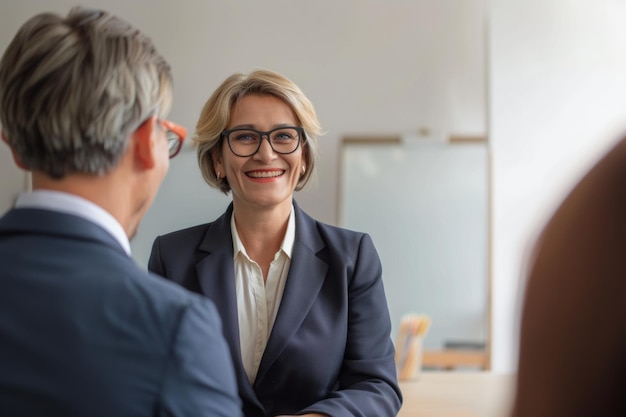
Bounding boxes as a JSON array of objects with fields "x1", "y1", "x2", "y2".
[
  {"x1": 1, "y1": 130, "x2": 29, "y2": 170},
  {"x1": 132, "y1": 116, "x2": 158, "y2": 169}
]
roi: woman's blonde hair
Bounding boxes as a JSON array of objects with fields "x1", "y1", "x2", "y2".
[{"x1": 195, "y1": 69, "x2": 323, "y2": 194}]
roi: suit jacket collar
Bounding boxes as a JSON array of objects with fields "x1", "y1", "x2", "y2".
[
  {"x1": 194, "y1": 203, "x2": 250, "y2": 397},
  {"x1": 193, "y1": 200, "x2": 329, "y2": 387},
  {"x1": 195, "y1": 204, "x2": 241, "y2": 354},
  {"x1": 257, "y1": 203, "x2": 328, "y2": 383},
  {"x1": 0, "y1": 208, "x2": 128, "y2": 256}
]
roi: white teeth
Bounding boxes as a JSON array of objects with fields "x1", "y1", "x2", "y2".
[{"x1": 247, "y1": 170, "x2": 283, "y2": 178}]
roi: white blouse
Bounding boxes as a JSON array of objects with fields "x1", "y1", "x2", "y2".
[{"x1": 230, "y1": 207, "x2": 295, "y2": 383}]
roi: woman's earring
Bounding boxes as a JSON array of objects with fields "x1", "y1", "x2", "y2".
[
  {"x1": 217, "y1": 171, "x2": 221, "y2": 180},
  {"x1": 301, "y1": 165, "x2": 306, "y2": 173}
]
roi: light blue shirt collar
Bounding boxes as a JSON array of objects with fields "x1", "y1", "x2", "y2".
[{"x1": 15, "y1": 190, "x2": 131, "y2": 255}]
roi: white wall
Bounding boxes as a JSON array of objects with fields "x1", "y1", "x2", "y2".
[
  {"x1": 489, "y1": 0, "x2": 626, "y2": 372},
  {"x1": 0, "y1": 141, "x2": 23, "y2": 213},
  {"x1": 0, "y1": 2, "x2": 27, "y2": 213}
]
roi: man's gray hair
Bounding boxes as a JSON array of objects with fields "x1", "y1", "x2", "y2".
[{"x1": 0, "y1": 7, "x2": 173, "y2": 178}]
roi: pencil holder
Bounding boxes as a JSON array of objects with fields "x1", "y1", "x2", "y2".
[{"x1": 398, "y1": 335, "x2": 423, "y2": 381}]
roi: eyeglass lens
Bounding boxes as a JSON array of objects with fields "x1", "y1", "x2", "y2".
[
  {"x1": 166, "y1": 131, "x2": 182, "y2": 158},
  {"x1": 225, "y1": 127, "x2": 301, "y2": 157}
]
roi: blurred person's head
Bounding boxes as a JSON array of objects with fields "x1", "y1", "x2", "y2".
[{"x1": 195, "y1": 69, "x2": 323, "y2": 195}]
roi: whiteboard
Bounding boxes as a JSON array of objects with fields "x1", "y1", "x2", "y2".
[{"x1": 339, "y1": 138, "x2": 488, "y2": 350}]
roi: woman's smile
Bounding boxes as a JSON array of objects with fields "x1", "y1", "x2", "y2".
[{"x1": 245, "y1": 169, "x2": 285, "y2": 179}]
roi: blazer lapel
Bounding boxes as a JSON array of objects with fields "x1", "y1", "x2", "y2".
[
  {"x1": 195, "y1": 251, "x2": 241, "y2": 362},
  {"x1": 194, "y1": 205, "x2": 242, "y2": 363},
  {"x1": 193, "y1": 205, "x2": 261, "y2": 406},
  {"x1": 255, "y1": 203, "x2": 328, "y2": 383}
]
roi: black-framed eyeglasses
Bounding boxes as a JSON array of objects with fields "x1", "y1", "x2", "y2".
[
  {"x1": 160, "y1": 119, "x2": 187, "y2": 158},
  {"x1": 221, "y1": 126, "x2": 304, "y2": 157}
]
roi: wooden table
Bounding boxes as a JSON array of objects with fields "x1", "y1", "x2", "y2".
[
  {"x1": 422, "y1": 349, "x2": 489, "y2": 370},
  {"x1": 398, "y1": 372, "x2": 515, "y2": 417}
]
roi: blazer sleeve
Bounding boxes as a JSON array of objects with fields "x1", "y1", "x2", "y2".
[
  {"x1": 148, "y1": 236, "x2": 165, "y2": 277},
  {"x1": 300, "y1": 233, "x2": 402, "y2": 417},
  {"x1": 157, "y1": 296, "x2": 243, "y2": 417}
]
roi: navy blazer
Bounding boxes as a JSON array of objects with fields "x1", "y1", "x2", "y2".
[
  {"x1": 149, "y1": 201, "x2": 402, "y2": 417},
  {"x1": 0, "y1": 208, "x2": 242, "y2": 417}
]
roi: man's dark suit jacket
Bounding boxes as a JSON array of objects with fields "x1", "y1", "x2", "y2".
[
  {"x1": 0, "y1": 208, "x2": 242, "y2": 417},
  {"x1": 149, "y1": 201, "x2": 402, "y2": 417}
]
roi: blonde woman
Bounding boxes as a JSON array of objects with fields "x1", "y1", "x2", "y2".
[{"x1": 149, "y1": 69, "x2": 401, "y2": 417}]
